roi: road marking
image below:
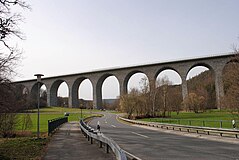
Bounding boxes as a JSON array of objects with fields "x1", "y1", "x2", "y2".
[
  {"x1": 124, "y1": 150, "x2": 142, "y2": 160},
  {"x1": 131, "y1": 132, "x2": 149, "y2": 138},
  {"x1": 111, "y1": 125, "x2": 116, "y2": 128}
]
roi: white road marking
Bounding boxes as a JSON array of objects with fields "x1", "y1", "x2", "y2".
[
  {"x1": 111, "y1": 125, "x2": 116, "y2": 128},
  {"x1": 131, "y1": 132, "x2": 149, "y2": 138},
  {"x1": 123, "y1": 150, "x2": 143, "y2": 160}
]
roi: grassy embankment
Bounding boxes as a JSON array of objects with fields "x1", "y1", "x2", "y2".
[
  {"x1": 0, "y1": 107, "x2": 100, "y2": 160},
  {"x1": 140, "y1": 110, "x2": 239, "y2": 129}
]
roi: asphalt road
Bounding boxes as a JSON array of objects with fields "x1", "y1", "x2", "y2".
[{"x1": 89, "y1": 112, "x2": 239, "y2": 160}]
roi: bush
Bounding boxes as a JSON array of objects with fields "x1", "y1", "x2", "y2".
[{"x1": 0, "y1": 113, "x2": 18, "y2": 138}]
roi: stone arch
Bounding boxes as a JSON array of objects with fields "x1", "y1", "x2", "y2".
[
  {"x1": 15, "y1": 84, "x2": 29, "y2": 95},
  {"x1": 95, "y1": 73, "x2": 120, "y2": 109},
  {"x1": 71, "y1": 77, "x2": 93, "y2": 108},
  {"x1": 31, "y1": 82, "x2": 45, "y2": 99},
  {"x1": 186, "y1": 63, "x2": 216, "y2": 109},
  {"x1": 49, "y1": 79, "x2": 69, "y2": 107},
  {"x1": 155, "y1": 67, "x2": 181, "y2": 81},
  {"x1": 123, "y1": 70, "x2": 150, "y2": 94},
  {"x1": 155, "y1": 67, "x2": 183, "y2": 113},
  {"x1": 186, "y1": 62, "x2": 215, "y2": 77},
  {"x1": 29, "y1": 82, "x2": 47, "y2": 107}
]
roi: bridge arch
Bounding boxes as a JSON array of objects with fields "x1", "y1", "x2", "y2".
[
  {"x1": 31, "y1": 82, "x2": 44, "y2": 99},
  {"x1": 71, "y1": 77, "x2": 93, "y2": 108},
  {"x1": 155, "y1": 68, "x2": 183, "y2": 113},
  {"x1": 123, "y1": 70, "x2": 150, "y2": 94},
  {"x1": 186, "y1": 62, "x2": 215, "y2": 77},
  {"x1": 49, "y1": 79, "x2": 69, "y2": 107},
  {"x1": 155, "y1": 67, "x2": 180, "y2": 80},
  {"x1": 187, "y1": 65, "x2": 216, "y2": 110},
  {"x1": 95, "y1": 73, "x2": 120, "y2": 109},
  {"x1": 29, "y1": 82, "x2": 48, "y2": 107}
]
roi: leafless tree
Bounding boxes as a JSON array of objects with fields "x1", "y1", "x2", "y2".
[
  {"x1": 182, "y1": 92, "x2": 205, "y2": 113},
  {"x1": 0, "y1": 0, "x2": 30, "y2": 80},
  {"x1": 222, "y1": 49, "x2": 239, "y2": 117},
  {"x1": 0, "y1": 0, "x2": 30, "y2": 137}
]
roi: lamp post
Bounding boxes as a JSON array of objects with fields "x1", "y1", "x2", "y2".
[{"x1": 34, "y1": 74, "x2": 44, "y2": 139}]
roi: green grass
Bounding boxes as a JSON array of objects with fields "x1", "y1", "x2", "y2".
[
  {"x1": 28, "y1": 106, "x2": 99, "y2": 113},
  {"x1": 17, "y1": 107, "x2": 100, "y2": 133},
  {"x1": 0, "y1": 107, "x2": 100, "y2": 160},
  {"x1": 140, "y1": 110, "x2": 239, "y2": 129},
  {"x1": 0, "y1": 137, "x2": 48, "y2": 160}
]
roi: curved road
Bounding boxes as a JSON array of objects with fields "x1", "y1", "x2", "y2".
[{"x1": 89, "y1": 112, "x2": 239, "y2": 160}]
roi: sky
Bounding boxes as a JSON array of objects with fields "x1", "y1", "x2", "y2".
[{"x1": 13, "y1": 0, "x2": 239, "y2": 99}]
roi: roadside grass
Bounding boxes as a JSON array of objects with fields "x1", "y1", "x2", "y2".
[
  {"x1": 0, "y1": 107, "x2": 102, "y2": 160},
  {"x1": 17, "y1": 106, "x2": 100, "y2": 133},
  {"x1": 28, "y1": 106, "x2": 99, "y2": 113},
  {"x1": 0, "y1": 137, "x2": 48, "y2": 160},
  {"x1": 140, "y1": 110, "x2": 239, "y2": 129},
  {"x1": 0, "y1": 106, "x2": 100, "y2": 160}
]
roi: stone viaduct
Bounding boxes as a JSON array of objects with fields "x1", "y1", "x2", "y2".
[{"x1": 14, "y1": 53, "x2": 235, "y2": 109}]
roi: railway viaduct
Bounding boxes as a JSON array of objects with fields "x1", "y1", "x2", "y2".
[{"x1": 14, "y1": 53, "x2": 235, "y2": 109}]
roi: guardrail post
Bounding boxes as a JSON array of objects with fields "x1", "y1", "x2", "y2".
[
  {"x1": 99, "y1": 141, "x2": 103, "y2": 148},
  {"x1": 105, "y1": 144, "x2": 109, "y2": 153},
  {"x1": 90, "y1": 137, "x2": 93, "y2": 144}
]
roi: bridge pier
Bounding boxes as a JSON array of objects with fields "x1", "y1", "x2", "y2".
[{"x1": 214, "y1": 66, "x2": 224, "y2": 110}]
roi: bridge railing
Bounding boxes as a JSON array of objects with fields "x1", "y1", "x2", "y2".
[
  {"x1": 79, "y1": 118, "x2": 128, "y2": 160},
  {"x1": 48, "y1": 117, "x2": 68, "y2": 135},
  {"x1": 119, "y1": 117, "x2": 239, "y2": 138}
]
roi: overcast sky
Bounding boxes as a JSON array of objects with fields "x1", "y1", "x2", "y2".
[{"x1": 14, "y1": 0, "x2": 239, "y2": 99}]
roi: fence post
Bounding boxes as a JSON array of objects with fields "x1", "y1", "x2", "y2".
[{"x1": 48, "y1": 120, "x2": 50, "y2": 136}]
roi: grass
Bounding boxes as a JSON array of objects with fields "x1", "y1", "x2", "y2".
[
  {"x1": 0, "y1": 137, "x2": 48, "y2": 160},
  {"x1": 16, "y1": 106, "x2": 100, "y2": 133},
  {"x1": 0, "y1": 106, "x2": 100, "y2": 160},
  {"x1": 140, "y1": 110, "x2": 239, "y2": 129},
  {"x1": 28, "y1": 106, "x2": 99, "y2": 113}
]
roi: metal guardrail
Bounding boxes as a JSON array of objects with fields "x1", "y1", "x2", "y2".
[
  {"x1": 79, "y1": 119, "x2": 128, "y2": 160},
  {"x1": 48, "y1": 117, "x2": 68, "y2": 135},
  {"x1": 147, "y1": 118, "x2": 238, "y2": 129},
  {"x1": 119, "y1": 117, "x2": 239, "y2": 138}
]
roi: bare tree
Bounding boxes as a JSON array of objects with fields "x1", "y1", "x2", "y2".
[
  {"x1": 0, "y1": 0, "x2": 30, "y2": 80},
  {"x1": 156, "y1": 76, "x2": 172, "y2": 117},
  {"x1": 0, "y1": 0, "x2": 30, "y2": 137},
  {"x1": 182, "y1": 92, "x2": 205, "y2": 113},
  {"x1": 222, "y1": 50, "x2": 239, "y2": 116}
]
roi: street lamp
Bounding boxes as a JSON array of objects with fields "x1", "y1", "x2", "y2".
[{"x1": 34, "y1": 74, "x2": 44, "y2": 139}]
